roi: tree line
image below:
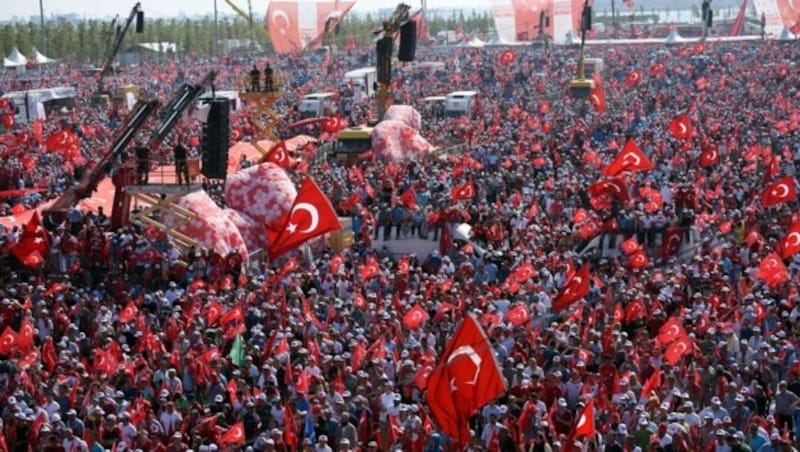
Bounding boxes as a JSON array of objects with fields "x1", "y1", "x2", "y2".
[{"x1": 0, "y1": 10, "x2": 495, "y2": 63}]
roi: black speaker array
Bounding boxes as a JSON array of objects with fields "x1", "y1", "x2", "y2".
[
  {"x1": 201, "y1": 99, "x2": 230, "y2": 180},
  {"x1": 398, "y1": 21, "x2": 417, "y2": 62},
  {"x1": 581, "y1": 6, "x2": 592, "y2": 31},
  {"x1": 136, "y1": 11, "x2": 145, "y2": 33},
  {"x1": 376, "y1": 36, "x2": 393, "y2": 85}
]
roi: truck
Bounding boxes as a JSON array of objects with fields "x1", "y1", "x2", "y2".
[
  {"x1": 298, "y1": 92, "x2": 338, "y2": 118},
  {"x1": 2, "y1": 87, "x2": 78, "y2": 124},
  {"x1": 343, "y1": 67, "x2": 377, "y2": 99},
  {"x1": 444, "y1": 90, "x2": 479, "y2": 118}
]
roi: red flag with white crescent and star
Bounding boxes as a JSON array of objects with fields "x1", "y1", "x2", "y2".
[
  {"x1": 664, "y1": 335, "x2": 693, "y2": 365},
  {"x1": 779, "y1": 222, "x2": 800, "y2": 259},
  {"x1": 757, "y1": 252, "x2": 789, "y2": 287},
  {"x1": 761, "y1": 176, "x2": 797, "y2": 208},
  {"x1": 662, "y1": 227, "x2": 683, "y2": 259},
  {"x1": 552, "y1": 263, "x2": 590, "y2": 312},
  {"x1": 267, "y1": 177, "x2": 342, "y2": 259},
  {"x1": 656, "y1": 317, "x2": 688, "y2": 347},
  {"x1": 602, "y1": 139, "x2": 654, "y2": 176},
  {"x1": 426, "y1": 314, "x2": 506, "y2": 447},
  {"x1": 403, "y1": 304, "x2": 429, "y2": 330},
  {"x1": 668, "y1": 114, "x2": 692, "y2": 140},
  {"x1": 451, "y1": 181, "x2": 476, "y2": 201},
  {"x1": 220, "y1": 422, "x2": 246, "y2": 445},
  {"x1": 264, "y1": 140, "x2": 294, "y2": 169}
]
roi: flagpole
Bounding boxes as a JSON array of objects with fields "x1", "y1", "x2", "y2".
[{"x1": 39, "y1": 0, "x2": 46, "y2": 54}]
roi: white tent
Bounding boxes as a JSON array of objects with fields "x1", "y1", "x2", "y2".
[
  {"x1": 486, "y1": 31, "x2": 510, "y2": 46},
  {"x1": 777, "y1": 27, "x2": 796, "y2": 41},
  {"x1": 457, "y1": 36, "x2": 486, "y2": 48},
  {"x1": 3, "y1": 47, "x2": 28, "y2": 68},
  {"x1": 664, "y1": 29, "x2": 686, "y2": 44},
  {"x1": 31, "y1": 47, "x2": 55, "y2": 65}
]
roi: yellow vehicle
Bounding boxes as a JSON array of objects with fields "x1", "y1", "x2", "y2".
[{"x1": 325, "y1": 126, "x2": 374, "y2": 162}]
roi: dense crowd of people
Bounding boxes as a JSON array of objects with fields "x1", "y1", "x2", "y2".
[{"x1": 0, "y1": 34, "x2": 800, "y2": 452}]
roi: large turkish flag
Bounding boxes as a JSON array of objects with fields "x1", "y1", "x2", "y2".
[{"x1": 426, "y1": 314, "x2": 506, "y2": 446}]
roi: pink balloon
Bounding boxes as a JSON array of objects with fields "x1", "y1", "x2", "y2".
[
  {"x1": 225, "y1": 162, "x2": 297, "y2": 230},
  {"x1": 162, "y1": 191, "x2": 248, "y2": 258}
]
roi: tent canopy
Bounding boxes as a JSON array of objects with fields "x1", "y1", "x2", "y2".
[
  {"x1": 4, "y1": 47, "x2": 27, "y2": 68},
  {"x1": 31, "y1": 47, "x2": 55, "y2": 64},
  {"x1": 457, "y1": 36, "x2": 486, "y2": 48}
]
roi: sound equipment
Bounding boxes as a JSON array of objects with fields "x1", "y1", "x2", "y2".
[
  {"x1": 201, "y1": 99, "x2": 230, "y2": 180},
  {"x1": 136, "y1": 11, "x2": 145, "y2": 33},
  {"x1": 581, "y1": 6, "x2": 592, "y2": 31},
  {"x1": 706, "y1": 9, "x2": 713, "y2": 28},
  {"x1": 398, "y1": 21, "x2": 417, "y2": 62},
  {"x1": 376, "y1": 36, "x2": 393, "y2": 85}
]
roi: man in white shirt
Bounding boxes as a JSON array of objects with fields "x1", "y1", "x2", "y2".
[
  {"x1": 159, "y1": 402, "x2": 182, "y2": 436},
  {"x1": 62, "y1": 428, "x2": 89, "y2": 451}
]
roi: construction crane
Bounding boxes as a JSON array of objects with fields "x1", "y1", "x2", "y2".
[
  {"x1": 96, "y1": 2, "x2": 142, "y2": 96},
  {"x1": 42, "y1": 100, "x2": 158, "y2": 229},
  {"x1": 43, "y1": 72, "x2": 218, "y2": 229},
  {"x1": 374, "y1": 3, "x2": 411, "y2": 120}
]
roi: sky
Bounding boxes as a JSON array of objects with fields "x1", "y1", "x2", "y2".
[
  {"x1": 2, "y1": 0, "x2": 745, "y2": 22},
  {"x1": 1, "y1": 0, "x2": 490, "y2": 22}
]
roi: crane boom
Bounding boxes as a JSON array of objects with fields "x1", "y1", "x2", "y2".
[
  {"x1": 97, "y1": 2, "x2": 142, "y2": 95},
  {"x1": 43, "y1": 101, "x2": 158, "y2": 228}
]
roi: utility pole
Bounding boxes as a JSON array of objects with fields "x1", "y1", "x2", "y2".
[
  {"x1": 610, "y1": 0, "x2": 616, "y2": 36},
  {"x1": 39, "y1": 0, "x2": 46, "y2": 53},
  {"x1": 213, "y1": 0, "x2": 219, "y2": 56},
  {"x1": 248, "y1": 0, "x2": 254, "y2": 43}
]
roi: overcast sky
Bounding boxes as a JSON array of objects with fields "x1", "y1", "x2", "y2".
[
  {"x1": 2, "y1": 0, "x2": 746, "y2": 21},
  {"x1": 1, "y1": 0, "x2": 493, "y2": 21}
]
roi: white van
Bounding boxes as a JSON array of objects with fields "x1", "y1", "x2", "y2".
[
  {"x1": 343, "y1": 67, "x2": 377, "y2": 99},
  {"x1": 444, "y1": 90, "x2": 479, "y2": 118},
  {"x1": 298, "y1": 92, "x2": 338, "y2": 118},
  {"x1": 578, "y1": 227, "x2": 702, "y2": 264},
  {"x1": 2, "y1": 86, "x2": 78, "y2": 124}
]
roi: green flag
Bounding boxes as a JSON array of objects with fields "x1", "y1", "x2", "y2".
[{"x1": 229, "y1": 334, "x2": 244, "y2": 367}]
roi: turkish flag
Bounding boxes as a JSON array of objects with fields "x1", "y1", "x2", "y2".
[
  {"x1": 699, "y1": 146, "x2": 720, "y2": 167},
  {"x1": 220, "y1": 306, "x2": 244, "y2": 329},
  {"x1": 649, "y1": 61, "x2": 665, "y2": 76},
  {"x1": 403, "y1": 304, "x2": 429, "y2": 330},
  {"x1": 322, "y1": 116, "x2": 347, "y2": 134},
  {"x1": 757, "y1": 252, "x2": 789, "y2": 287},
  {"x1": 451, "y1": 181, "x2": 476, "y2": 201},
  {"x1": 498, "y1": 49, "x2": 516, "y2": 65},
  {"x1": 93, "y1": 348, "x2": 119, "y2": 375},
  {"x1": 119, "y1": 302, "x2": 138, "y2": 323},
  {"x1": 11, "y1": 211, "x2": 49, "y2": 266},
  {"x1": 0, "y1": 327, "x2": 19, "y2": 356},
  {"x1": 668, "y1": 115, "x2": 692, "y2": 140},
  {"x1": 589, "y1": 80, "x2": 606, "y2": 113},
  {"x1": 426, "y1": 314, "x2": 506, "y2": 446},
  {"x1": 587, "y1": 178, "x2": 629, "y2": 202},
  {"x1": 359, "y1": 256, "x2": 380, "y2": 280},
  {"x1": 339, "y1": 191, "x2": 360, "y2": 211},
  {"x1": 264, "y1": 140, "x2": 293, "y2": 169},
  {"x1": 602, "y1": 139, "x2": 654, "y2": 176},
  {"x1": 17, "y1": 319, "x2": 34, "y2": 352},
  {"x1": 398, "y1": 254, "x2": 410, "y2": 275},
  {"x1": 399, "y1": 187, "x2": 417, "y2": 210},
  {"x1": 641, "y1": 368, "x2": 661, "y2": 398},
  {"x1": 207, "y1": 301, "x2": 223, "y2": 326},
  {"x1": 506, "y1": 304, "x2": 530, "y2": 327},
  {"x1": 761, "y1": 176, "x2": 797, "y2": 208},
  {"x1": 656, "y1": 317, "x2": 687, "y2": 346},
  {"x1": 283, "y1": 404, "x2": 298, "y2": 447},
  {"x1": 506, "y1": 262, "x2": 537, "y2": 285},
  {"x1": 220, "y1": 422, "x2": 246, "y2": 445},
  {"x1": 267, "y1": 177, "x2": 342, "y2": 259},
  {"x1": 664, "y1": 335, "x2": 693, "y2": 365},
  {"x1": 621, "y1": 237, "x2": 642, "y2": 255},
  {"x1": 629, "y1": 252, "x2": 649, "y2": 269},
  {"x1": 413, "y1": 362, "x2": 434, "y2": 389},
  {"x1": 42, "y1": 337, "x2": 57, "y2": 372},
  {"x1": 353, "y1": 291, "x2": 367, "y2": 310},
  {"x1": 624, "y1": 69, "x2": 643, "y2": 87},
  {"x1": 329, "y1": 253, "x2": 344, "y2": 274},
  {"x1": 662, "y1": 228, "x2": 683, "y2": 259},
  {"x1": 624, "y1": 299, "x2": 647, "y2": 322},
  {"x1": 552, "y1": 263, "x2": 590, "y2": 312},
  {"x1": 573, "y1": 399, "x2": 596, "y2": 437},
  {"x1": 779, "y1": 223, "x2": 800, "y2": 259}
]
